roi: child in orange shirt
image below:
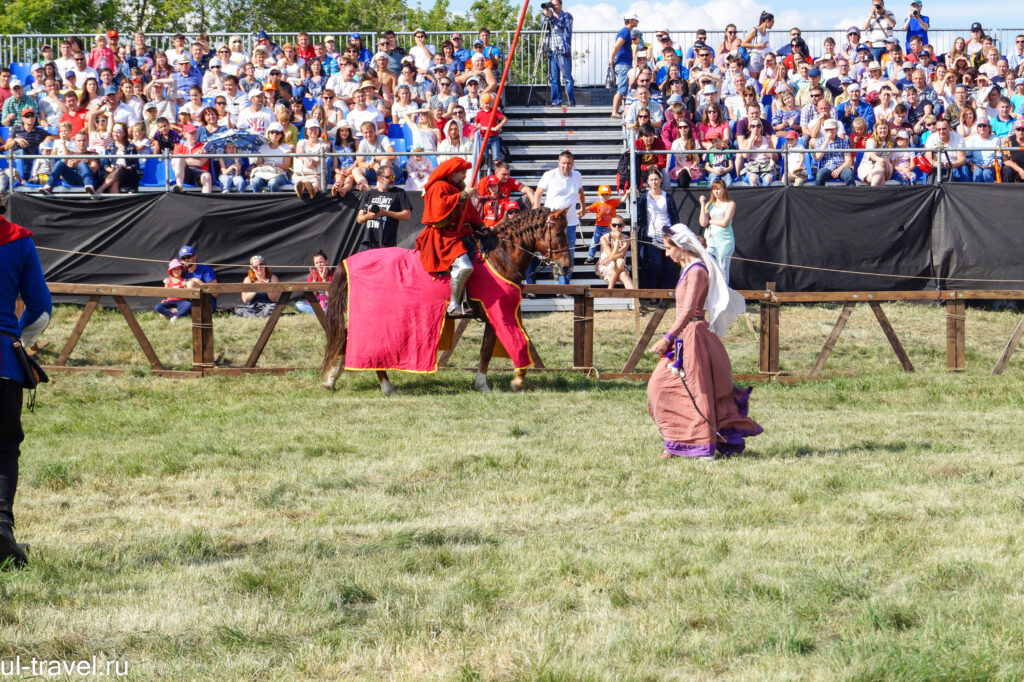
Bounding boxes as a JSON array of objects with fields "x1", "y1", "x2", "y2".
[{"x1": 584, "y1": 185, "x2": 622, "y2": 263}]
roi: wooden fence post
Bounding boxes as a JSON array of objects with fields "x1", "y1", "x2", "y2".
[
  {"x1": 759, "y1": 282, "x2": 779, "y2": 374},
  {"x1": 191, "y1": 292, "x2": 215, "y2": 374},
  {"x1": 573, "y1": 290, "x2": 594, "y2": 369},
  {"x1": 945, "y1": 297, "x2": 965, "y2": 372}
]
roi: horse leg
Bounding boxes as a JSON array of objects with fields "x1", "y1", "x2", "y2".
[
  {"x1": 321, "y1": 353, "x2": 345, "y2": 390},
  {"x1": 511, "y1": 368, "x2": 526, "y2": 392},
  {"x1": 475, "y1": 322, "x2": 497, "y2": 392},
  {"x1": 377, "y1": 370, "x2": 397, "y2": 395}
]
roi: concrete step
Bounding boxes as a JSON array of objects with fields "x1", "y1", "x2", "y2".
[
  {"x1": 508, "y1": 144, "x2": 625, "y2": 157},
  {"x1": 505, "y1": 117, "x2": 626, "y2": 130},
  {"x1": 504, "y1": 105, "x2": 609, "y2": 116},
  {"x1": 503, "y1": 131, "x2": 624, "y2": 144},
  {"x1": 510, "y1": 159, "x2": 616, "y2": 173}
]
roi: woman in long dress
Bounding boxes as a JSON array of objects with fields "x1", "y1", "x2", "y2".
[{"x1": 647, "y1": 224, "x2": 762, "y2": 459}]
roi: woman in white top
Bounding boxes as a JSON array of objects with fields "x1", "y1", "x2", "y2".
[
  {"x1": 409, "y1": 30, "x2": 436, "y2": 75},
  {"x1": 390, "y1": 85, "x2": 419, "y2": 121},
  {"x1": 293, "y1": 120, "x2": 329, "y2": 199},
  {"x1": 400, "y1": 109, "x2": 439, "y2": 153},
  {"x1": 859, "y1": 120, "x2": 894, "y2": 185},
  {"x1": 742, "y1": 12, "x2": 774, "y2": 79},
  {"x1": 437, "y1": 119, "x2": 474, "y2": 163},
  {"x1": 698, "y1": 180, "x2": 736, "y2": 284},
  {"x1": 279, "y1": 43, "x2": 306, "y2": 88},
  {"x1": 737, "y1": 121, "x2": 777, "y2": 186}
]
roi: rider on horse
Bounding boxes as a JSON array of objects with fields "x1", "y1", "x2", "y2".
[{"x1": 415, "y1": 158, "x2": 488, "y2": 317}]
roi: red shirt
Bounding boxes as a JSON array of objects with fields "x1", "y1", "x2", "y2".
[
  {"x1": 480, "y1": 194, "x2": 505, "y2": 226},
  {"x1": 61, "y1": 109, "x2": 88, "y2": 135},
  {"x1": 473, "y1": 107, "x2": 505, "y2": 136},
  {"x1": 173, "y1": 142, "x2": 209, "y2": 171},
  {"x1": 476, "y1": 176, "x2": 523, "y2": 198},
  {"x1": 297, "y1": 45, "x2": 316, "y2": 61},
  {"x1": 586, "y1": 198, "x2": 621, "y2": 226}
]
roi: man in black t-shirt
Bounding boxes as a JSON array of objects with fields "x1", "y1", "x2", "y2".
[{"x1": 356, "y1": 168, "x2": 412, "y2": 249}]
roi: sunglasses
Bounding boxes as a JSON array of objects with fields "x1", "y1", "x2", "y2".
[
  {"x1": 74, "y1": 57, "x2": 85, "y2": 61},
  {"x1": 215, "y1": 100, "x2": 226, "y2": 104},
  {"x1": 637, "y1": 115, "x2": 650, "y2": 119},
  {"x1": 610, "y1": 223, "x2": 625, "y2": 227}
]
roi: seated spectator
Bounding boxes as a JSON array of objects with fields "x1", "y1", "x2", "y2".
[
  {"x1": 236, "y1": 89, "x2": 273, "y2": 134},
  {"x1": 129, "y1": 121, "x2": 152, "y2": 155},
  {"x1": 403, "y1": 145, "x2": 433, "y2": 192},
  {"x1": 391, "y1": 84, "x2": 418, "y2": 121},
  {"x1": 458, "y1": 54, "x2": 497, "y2": 94},
  {"x1": 965, "y1": 119, "x2": 998, "y2": 182},
  {"x1": 39, "y1": 129, "x2": 97, "y2": 193},
  {"x1": 155, "y1": 259, "x2": 190, "y2": 321},
  {"x1": 1, "y1": 107, "x2": 52, "y2": 191},
  {"x1": 171, "y1": 124, "x2": 213, "y2": 193},
  {"x1": 457, "y1": 76, "x2": 484, "y2": 119},
  {"x1": 594, "y1": 218, "x2": 633, "y2": 290},
  {"x1": 924, "y1": 120, "x2": 968, "y2": 182},
  {"x1": 400, "y1": 109, "x2": 440, "y2": 153},
  {"x1": 772, "y1": 88, "x2": 801, "y2": 134},
  {"x1": 860, "y1": 120, "x2": 894, "y2": 185},
  {"x1": 811, "y1": 119, "x2": 855, "y2": 185},
  {"x1": 625, "y1": 86, "x2": 664, "y2": 132},
  {"x1": 28, "y1": 139, "x2": 53, "y2": 185},
  {"x1": 272, "y1": 103, "x2": 298, "y2": 146},
  {"x1": 735, "y1": 101, "x2": 770, "y2": 141},
  {"x1": 2, "y1": 80, "x2": 39, "y2": 126},
  {"x1": 669, "y1": 120, "x2": 703, "y2": 188},
  {"x1": 703, "y1": 133, "x2": 734, "y2": 185},
  {"x1": 235, "y1": 255, "x2": 280, "y2": 318},
  {"x1": 697, "y1": 103, "x2": 729, "y2": 147},
  {"x1": 330, "y1": 121, "x2": 363, "y2": 192},
  {"x1": 150, "y1": 116, "x2": 180, "y2": 152},
  {"x1": 202, "y1": 57, "x2": 226, "y2": 95},
  {"x1": 288, "y1": 97, "x2": 307, "y2": 131},
  {"x1": 779, "y1": 129, "x2": 808, "y2": 185},
  {"x1": 249, "y1": 122, "x2": 291, "y2": 192},
  {"x1": 479, "y1": 175, "x2": 507, "y2": 227},
  {"x1": 345, "y1": 86, "x2": 386, "y2": 139},
  {"x1": 96, "y1": 122, "x2": 140, "y2": 194},
  {"x1": 990, "y1": 97, "x2": 1016, "y2": 138},
  {"x1": 890, "y1": 129, "x2": 919, "y2": 184},
  {"x1": 216, "y1": 142, "x2": 248, "y2": 193},
  {"x1": 737, "y1": 121, "x2": 777, "y2": 185},
  {"x1": 437, "y1": 119, "x2": 473, "y2": 163},
  {"x1": 633, "y1": 123, "x2": 667, "y2": 186},
  {"x1": 293, "y1": 120, "x2": 329, "y2": 199},
  {"x1": 356, "y1": 120, "x2": 398, "y2": 181},
  {"x1": 874, "y1": 84, "x2": 898, "y2": 122},
  {"x1": 197, "y1": 106, "x2": 225, "y2": 143},
  {"x1": 999, "y1": 120, "x2": 1024, "y2": 182},
  {"x1": 296, "y1": 250, "x2": 333, "y2": 314}
]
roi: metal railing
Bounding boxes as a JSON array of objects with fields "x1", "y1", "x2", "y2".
[{"x1": 5, "y1": 27, "x2": 1024, "y2": 87}]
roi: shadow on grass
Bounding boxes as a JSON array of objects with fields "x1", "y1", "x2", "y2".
[
  {"x1": 331, "y1": 369, "x2": 638, "y2": 395},
  {"x1": 739, "y1": 439, "x2": 923, "y2": 460}
]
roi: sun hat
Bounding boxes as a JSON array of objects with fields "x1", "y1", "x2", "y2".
[{"x1": 167, "y1": 258, "x2": 185, "y2": 273}]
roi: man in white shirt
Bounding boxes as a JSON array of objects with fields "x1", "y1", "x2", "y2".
[
  {"x1": 532, "y1": 150, "x2": 585, "y2": 284},
  {"x1": 164, "y1": 33, "x2": 188, "y2": 68},
  {"x1": 70, "y1": 52, "x2": 98, "y2": 83},
  {"x1": 924, "y1": 120, "x2": 968, "y2": 181},
  {"x1": 344, "y1": 87, "x2": 386, "y2": 138},
  {"x1": 101, "y1": 85, "x2": 140, "y2": 126},
  {"x1": 37, "y1": 78, "x2": 65, "y2": 126},
  {"x1": 326, "y1": 60, "x2": 359, "y2": 106},
  {"x1": 54, "y1": 41, "x2": 76, "y2": 78},
  {"x1": 236, "y1": 90, "x2": 274, "y2": 134},
  {"x1": 221, "y1": 75, "x2": 248, "y2": 125}
]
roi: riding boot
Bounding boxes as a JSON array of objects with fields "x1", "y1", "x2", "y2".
[
  {"x1": 446, "y1": 254, "x2": 475, "y2": 317},
  {"x1": 0, "y1": 504, "x2": 26, "y2": 570}
]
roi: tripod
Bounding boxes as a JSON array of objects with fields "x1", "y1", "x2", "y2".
[{"x1": 526, "y1": 13, "x2": 553, "y2": 106}]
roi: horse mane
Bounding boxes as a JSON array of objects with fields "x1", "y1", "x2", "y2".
[{"x1": 492, "y1": 207, "x2": 553, "y2": 245}]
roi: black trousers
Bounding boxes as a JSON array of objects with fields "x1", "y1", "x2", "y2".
[{"x1": 0, "y1": 379, "x2": 23, "y2": 513}]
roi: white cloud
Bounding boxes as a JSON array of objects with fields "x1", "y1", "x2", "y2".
[{"x1": 566, "y1": 0, "x2": 808, "y2": 33}]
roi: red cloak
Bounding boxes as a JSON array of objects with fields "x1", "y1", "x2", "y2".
[
  {"x1": 0, "y1": 217, "x2": 32, "y2": 247},
  {"x1": 415, "y1": 158, "x2": 484, "y2": 273}
]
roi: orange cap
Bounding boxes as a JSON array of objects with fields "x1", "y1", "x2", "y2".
[{"x1": 598, "y1": 185, "x2": 611, "y2": 194}]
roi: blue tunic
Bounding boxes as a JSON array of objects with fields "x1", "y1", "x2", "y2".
[{"x1": 0, "y1": 226, "x2": 52, "y2": 385}]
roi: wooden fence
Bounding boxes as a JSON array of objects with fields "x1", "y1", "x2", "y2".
[{"x1": 28, "y1": 282, "x2": 1024, "y2": 379}]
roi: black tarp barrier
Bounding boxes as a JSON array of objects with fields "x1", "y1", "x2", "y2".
[
  {"x1": 5, "y1": 185, "x2": 1023, "y2": 304},
  {"x1": 673, "y1": 186, "x2": 937, "y2": 291},
  {"x1": 931, "y1": 184, "x2": 1024, "y2": 287}
]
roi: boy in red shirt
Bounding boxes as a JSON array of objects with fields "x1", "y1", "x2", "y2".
[
  {"x1": 584, "y1": 185, "x2": 621, "y2": 264},
  {"x1": 171, "y1": 124, "x2": 213, "y2": 193},
  {"x1": 473, "y1": 92, "x2": 506, "y2": 171},
  {"x1": 479, "y1": 175, "x2": 505, "y2": 226}
]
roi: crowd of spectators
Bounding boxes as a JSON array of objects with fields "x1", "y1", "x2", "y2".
[
  {"x1": 0, "y1": 28, "x2": 511, "y2": 194},
  {"x1": 613, "y1": 7, "x2": 1024, "y2": 187}
]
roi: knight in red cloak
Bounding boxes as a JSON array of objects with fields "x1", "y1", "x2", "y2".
[{"x1": 414, "y1": 157, "x2": 485, "y2": 317}]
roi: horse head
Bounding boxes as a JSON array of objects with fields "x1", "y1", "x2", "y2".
[
  {"x1": 490, "y1": 206, "x2": 574, "y2": 282},
  {"x1": 537, "y1": 207, "x2": 573, "y2": 280}
]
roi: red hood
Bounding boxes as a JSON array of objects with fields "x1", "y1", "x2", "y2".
[{"x1": 0, "y1": 217, "x2": 32, "y2": 247}]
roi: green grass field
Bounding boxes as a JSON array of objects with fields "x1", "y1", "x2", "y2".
[{"x1": 3, "y1": 303, "x2": 1024, "y2": 680}]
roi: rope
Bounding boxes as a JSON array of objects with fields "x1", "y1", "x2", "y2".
[{"x1": 36, "y1": 246, "x2": 312, "y2": 270}]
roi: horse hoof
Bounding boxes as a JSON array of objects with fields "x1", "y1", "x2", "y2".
[
  {"x1": 380, "y1": 379, "x2": 398, "y2": 396},
  {"x1": 473, "y1": 372, "x2": 491, "y2": 392},
  {"x1": 510, "y1": 378, "x2": 526, "y2": 392}
]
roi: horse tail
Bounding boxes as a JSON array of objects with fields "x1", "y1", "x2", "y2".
[{"x1": 321, "y1": 261, "x2": 349, "y2": 374}]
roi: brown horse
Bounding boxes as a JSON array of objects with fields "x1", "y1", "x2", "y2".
[{"x1": 321, "y1": 207, "x2": 572, "y2": 394}]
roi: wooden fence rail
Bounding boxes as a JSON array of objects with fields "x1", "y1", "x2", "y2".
[{"x1": 26, "y1": 283, "x2": 1024, "y2": 378}]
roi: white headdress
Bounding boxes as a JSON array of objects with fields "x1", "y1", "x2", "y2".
[{"x1": 665, "y1": 223, "x2": 746, "y2": 337}]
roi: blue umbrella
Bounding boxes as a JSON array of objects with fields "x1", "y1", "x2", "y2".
[{"x1": 201, "y1": 130, "x2": 266, "y2": 154}]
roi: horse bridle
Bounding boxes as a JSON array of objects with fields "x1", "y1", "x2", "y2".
[{"x1": 497, "y1": 212, "x2": 571, "y2": 268}]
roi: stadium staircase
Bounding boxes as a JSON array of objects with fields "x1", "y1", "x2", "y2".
[{"x1": 502, "y1": 104, "x2": 631, "y2": 312}]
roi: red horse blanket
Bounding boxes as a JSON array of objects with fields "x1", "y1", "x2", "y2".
[{"x1": 344, "y1": 247, "x2": 533, "y2": 372}]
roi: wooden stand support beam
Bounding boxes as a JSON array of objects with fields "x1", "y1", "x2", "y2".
[
  {"x1": 572, "y1": 293, "x2": 594, "y2": 369},
  {"x1": 810, "y1": 302, "x2": 855, "y2": 376},
  {"x1": 759, "y1": 282, "x2": 780, "y2": 374},
  {"x1": 56, "y1": 294, "x2": 101, "y2": 366},
  {"x1": 192, "y1": 292, "x2": 215, "y2": 372},
  {"x1": 869, "y1": 302, "x2": 914, "y2": 372},
  {"x1": 113, "y1": 295, "x2": 163, "y2": 370},
  {"x1": 621, "y1": 299, "x2": 670, "y2": 374},
  {"x1": 945, "y1": 299, "x2": 965, "y2": 372},
  {"x1": 993, "y1": 315, "x2": 1024, "y2": 375},
  {"x1": 244, "y1": 291, "x2": 291, "y2": 368},
  {"x1": 304, "y1": 292, "x2": 329, "y2": 332}
]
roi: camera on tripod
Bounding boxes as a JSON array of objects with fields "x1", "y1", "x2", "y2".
[{"x1": 540, "y1": 2, "x2": 554, "y2": 9}]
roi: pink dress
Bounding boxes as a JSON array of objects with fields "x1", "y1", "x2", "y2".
[{"x1": 646, "y1": 262, "x2": 763, "y2": 458}]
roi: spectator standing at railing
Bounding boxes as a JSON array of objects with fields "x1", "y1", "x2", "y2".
[
  {"x1": 999, "y1": 121, "x2": 1024, "y2": 182},
  {"x1": 609, "y1": 12, "x2": 641, "y2": 118},
  {"x1": 533, "y1": 150, "x2": 585, "y2": 285},
  {"x1": 541, "y1": 0, "x2": 575, "y2": 108},
  {"x1": 1, "y1": 81, "x2": 38, "y2": 127}
]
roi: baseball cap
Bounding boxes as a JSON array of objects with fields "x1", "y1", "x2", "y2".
[
  {"x1": 971, "y1": 22, "x2": 982, "y2": 31},
  {"x1": 485, "y1": 175, "x2": 499, "y2": 185},
  {"x1": 305, "y1": 119, "x2": 320, "y2": 129},
  {"x1": 502, "y1": 199, "x2": 521, "y2": 212},
  {"x1": 413, "y1": 27, "x2": 426, "y2": 35},
  {"x1": 64, "y1": 70, "x2": 76, "y2": 79},
  {"x1": 976, "y1": 117, "x2": 991, "y2": 126},
  {"x1": 807, "y1": 68, "x2": 821, "y2": 77},
  {"x1": 256, "y1": 30, "x2": 269, "y2": 40},
  {"x1": 248, "y1": 88, "x2": 264, "y2": 98},
  {"x1": 263, "y1": 82, "x2": 276, "y2": 91},
  {"x1": 895, "y1": 130, "x2": 910, "y2": 139},
  {"x1": 598, "y1": 185, "x2": 612, "y2": 194},
  {"x1": 625, "y1": 11, "x2": 640, "y2": 21},
  {"x1": 267, "y1": 121, "x2": 284, "y2": 133},
  {"x1": 910, "y1": 0, "x2": 921, "y2": 5},
  {"x1": 143, "y1": 102, "x2": 158, "y2": 111},
  {"x1": 182, "y1": 124, "x2": 197, "y2": 133},
  {"x1": 373, "y1": 51, "x2": 388, "y2": 61},
  {"x1": 178, "y1": 246, "x2": 196, "y2": 258},
  {"x1": 466, "y1": 76, "x2": 480, "y2": 85},
  {"x1": 1015, "y1": 119, "x2": 1024, "y2": 130},
  {"x1": 841, "y1": 76, "x2": 855, "y2": 84},
  {"x1": 20, "y1": 107, "x2": 34, "y2": 116},
  {"x1": 784, "y1": 129, "x2": 799, "y2": 139},
  {"x1": 1015, "y1": 78, "x2": 1024, "y2": 86},
  {"x1": 473, "y1": 38, "x2": 484, "y2": 46},
  {"x1": 630, "y1": 28, "x2": 641, "y2": 40},
  {"x1": 666, "y1": 94, "x2": 683, "y2": 104},
  {"x1": 856, "y1": 44, "x2": 871, "y2": 53},
  {"x1": 902, "y1": 62, "x2": 917, "y2": 70},
  {"x1": 701, "y1": 84, "x2": 717, "y2": 94},
  {"x1": 451, "y1": 32, "x2": 463, "y2": 39},
  {"x1": 102, "y1": 85, "x2": 118, "y2": 95},
  {"x1": 167, "y1": 258, "x2": 185, "y2": 273},
  {"x1": 107, "y1": 30, "x2": 119, "y2": 38},
  {"x1": 9, "y1": 79, "x2": 22, "y2": 88},
  {"x1": 822, "y1": 119, "x2": 838, "y2": 129},
  {"x1": 775, "y1": 82, "x2": 790, "y2": 94},
  {"x1": 847, "y1": 82, "x2": 861, "y2": 91},
  {"x1": 481, "y1": 93, "x2": 494, "y2": 104},
  {"x1": 348, "y1": 32, "x2": 360, "y2": 39}
]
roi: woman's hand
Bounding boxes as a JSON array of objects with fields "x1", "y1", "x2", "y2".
[{"x1": 650, "y1": 337, "x2": 671, "y2": 355}]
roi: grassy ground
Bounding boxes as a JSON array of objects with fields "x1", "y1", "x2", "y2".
[{"x1": 2, "y1": 303, "x2": 1024, "y2": 680}]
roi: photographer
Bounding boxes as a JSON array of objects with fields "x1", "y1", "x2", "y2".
[
  {"x1": 902, "y1": 1, "x2": 929, "y2": 53},
  {"x1": 862, "y1": 0, "x2": 896, "y2": 62},
  {"x1": 356, "y1": 167, "x2": 412, "y2": 250},
  {"x1": 542, "y1": 0, "x2": 575, "y2": 107}
]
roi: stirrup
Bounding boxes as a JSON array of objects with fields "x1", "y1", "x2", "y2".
[{"x1": 446, "y1": 301, "x2": 474, "y2": 318}]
